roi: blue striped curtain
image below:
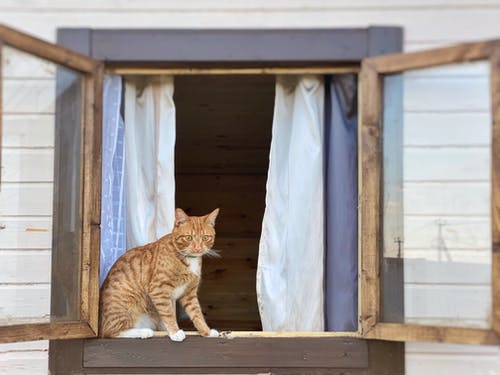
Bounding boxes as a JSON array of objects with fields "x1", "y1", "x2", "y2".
[{"x1": 100, "y1": 75, "x2": 126, "y2": 285}]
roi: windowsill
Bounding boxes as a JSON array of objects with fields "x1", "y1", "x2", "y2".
[
  {"x1": 83, "y1": 335, "x2": 368, "y2": 369},
  {"x1": 157, "y1": 330, "x2": 361, "y2": 339}
]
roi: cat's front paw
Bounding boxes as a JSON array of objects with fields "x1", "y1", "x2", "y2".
[
  {"x1": 169, "y1": 329, "x2": 186, "y2": 342},
  {"x1": 208, "y1": 329, "x2": 219, "y2": 337}
]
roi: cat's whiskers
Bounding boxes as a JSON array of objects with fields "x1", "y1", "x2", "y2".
[
  {"x1": 179, "y1": 249, "x2": 220, "y2": 258},
  {"x1": 205, "y1": 248, "x2": 221, "y2": 258}
]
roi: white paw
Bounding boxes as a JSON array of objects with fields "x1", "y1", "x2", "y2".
[
  {"x1": 139, "y1": 328, "x2": 155, "y2": 339},
  {"x1": 208, "y1": 329, "x2": 219, "y2": 337},
  {"x1": 117, "y1": 328, "x2": 154, "y2": 339},
  {"x1": 169, "y1": 329, "x2": 186, "y2": 342}
]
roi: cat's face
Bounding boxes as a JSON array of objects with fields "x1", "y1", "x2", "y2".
[{"x1": 172, "y1": 208, "x2": 219, "y2": 257}]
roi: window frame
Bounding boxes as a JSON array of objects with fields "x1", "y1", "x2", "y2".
[
  {"x1": 58, "y1": 25, "x2": 403, "y2": 336},
  {"x1": 0, "y1": 24, "x2": 103, "y2": 342},
  {"x1": 46, "y1": 26, "x2": 405, "y2": 374},
  {"x1": 359, "y1": 39, "x2": 500, "y2": 345}
]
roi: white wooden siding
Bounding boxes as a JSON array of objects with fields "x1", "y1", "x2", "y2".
[
  {"x1": 0, "y1": 285, "x2": 50, "y2": 321},
  {"x1": 0, "y1": 342, "x2": 48, "y2": 375},
  {"x1": 0, "y1": 1, "x2": 498, "y2": 374},
  {"x1": 0, "y1": 1, "x2": 499, "y2": 46},
  {"x1": 406, "y1": 342, "x2": 500, "y2": 375}
]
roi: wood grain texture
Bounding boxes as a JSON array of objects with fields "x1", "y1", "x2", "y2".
[
  {"x1": 365, "y1": 322, "x2": 500, "y2": 345},
  {"x1": 0, "y1": 24, "x2": 98, "y2": 73},
  {"x1": 491, "y1": 47, "x2": 500, "y2": 335},
  {"x1": 367, "y1": 340, "x2": 404, "y2": 375},
  {"x1": 367, "y1": 40, "x2": 499, "y2": 74},
  {"x1": 174, "y1": 75, "x2": 272, "y2": 329},
  {"x1": 80, "y1": 63, "x2": 103, "y2": 333},
  {"x1": 359, "y1": 61, "x2": 382, "y2": 335},
  {"x1": 174, "y1": 75, "x2": 273, "y2": 175},
  {"x1": 83, "y1": 337, "x2": 368, "y2": 368},
  {"x1": 83, "y1": 368, "x2": 369, "y2": 374},
  {"x1": 0, "y1": 322, "x2": 95, "y2": 343},
  {"x1": 49, "y1": 339, "x2": 84, "y2": 375},
  {"x1": 176, "y1": 176, "x2": 266, "y2": 235},
  {"x1": 111, "y1": 66, "x2": 359, "y2": 75}
]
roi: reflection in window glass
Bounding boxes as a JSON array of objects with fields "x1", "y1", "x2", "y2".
[
  {"x1": 382, "y1": 61, "x2": 492, "y2": 329},
  {"x1": 0, "y1": 46, "x2": 83, "y2": 325}
]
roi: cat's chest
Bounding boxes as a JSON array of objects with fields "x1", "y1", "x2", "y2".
[
  {"x1": 186, "y1": 257, "x2": 201, "y2": 275},
  {"x1": 171, "y1": 258, "x2": 200, "y2": 299}
]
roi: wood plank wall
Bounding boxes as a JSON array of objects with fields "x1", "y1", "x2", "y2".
[{"x1": 174, "y1": 75, "x2": 274, "y2": 330}]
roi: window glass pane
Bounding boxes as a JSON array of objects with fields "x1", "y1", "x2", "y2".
[
  {"x1": 381, "y1": 61, "x2": 492, "y2": 329},
  {"x1": 0, "y1": 45, "x2": 82, "y2": 325}
]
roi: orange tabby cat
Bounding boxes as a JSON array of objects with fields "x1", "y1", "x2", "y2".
[{"x1": 99, "y1": 208, "x2": 220, "y2": 342}]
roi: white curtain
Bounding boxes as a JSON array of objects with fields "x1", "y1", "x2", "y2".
[
  {"x1": 100, "y1": 75, "x2": 126, "y2": 285},
  {"x1": 256, "y1": 75, "x2": 325, "y2": 331},
  {"x1": 124, "y1": 76, "x2": 176, "y2": 248}
]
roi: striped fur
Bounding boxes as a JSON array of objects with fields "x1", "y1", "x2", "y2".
[{"x1": 99, "y1": 208, "x2": 219, "y2": 340}]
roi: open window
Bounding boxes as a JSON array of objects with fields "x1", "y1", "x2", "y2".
[
  {"x1": 0, "y1": 24, "x2": 102, "y2": 342},
  {"x1": 360, "y1": 40, "x2": 500, "y2": 345}
]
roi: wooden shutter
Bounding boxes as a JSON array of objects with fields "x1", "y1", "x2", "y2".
[
  {"x1": 360, "y1": 39, "x2": 500, "y2": 345},
  {"x1": 0, "y1": 24, "x2": 102, "y2": 342}
]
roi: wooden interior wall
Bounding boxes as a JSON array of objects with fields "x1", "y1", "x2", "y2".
[{"x1": 174, "y1": 75, "x2": 274, "y2": 330}]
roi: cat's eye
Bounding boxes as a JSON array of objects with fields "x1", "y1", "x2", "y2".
[
  {"x1": 202, "y1": 235, "x2": 212, "y2": 241},
  {"x1": 185, "y1": 235, "x2": 193, "y2": 241}
]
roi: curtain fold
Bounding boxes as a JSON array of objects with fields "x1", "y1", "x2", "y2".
[
  {"x1": 257, "y1": 75, "x2": 325, "y2": 331},
  {"x1": 100, "y1": 75, "x2": 126, "y2": 285},
  {"x1": 124, "y1": 76, "x2": 176, "y2": 248},
  {"x1": 325, "y1": 75, "x2": 359, "y2": 331}
]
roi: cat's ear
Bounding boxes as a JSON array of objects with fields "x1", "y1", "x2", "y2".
[
  {"x1": 206, "y1": 208, "x2": 219, "y2": 227},
  {"x1": 175, "y1": 208, "x2": 189, "y2": 226}
]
